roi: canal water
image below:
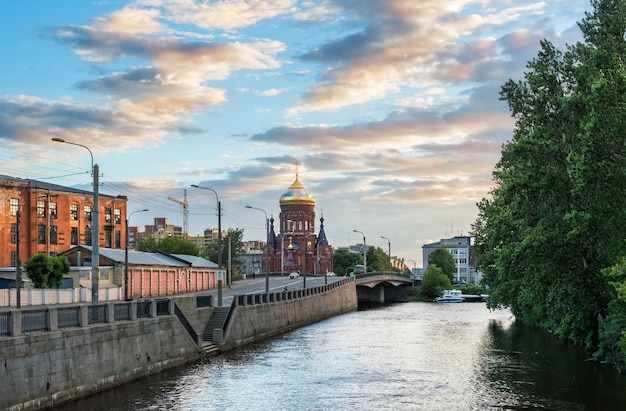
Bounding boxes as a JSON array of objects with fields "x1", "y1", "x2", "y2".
[{"x1": 54, "y1": 302, "x2": 626, "y2": 410}]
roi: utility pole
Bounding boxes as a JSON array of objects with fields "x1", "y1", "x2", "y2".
[{"x1": 15, "y1": 210, "x2": 21, "y2": 309}]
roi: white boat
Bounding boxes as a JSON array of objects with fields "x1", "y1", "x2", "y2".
[{"x1": 435, "y1": 289, "x2": 464, "y2": 303}]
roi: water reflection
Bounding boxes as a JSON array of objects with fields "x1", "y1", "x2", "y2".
[{"x1": 53, "y1": 303, "x2": 626, "y2": 411}]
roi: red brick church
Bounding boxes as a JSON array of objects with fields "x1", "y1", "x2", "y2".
[{"x1": 264, "y1": 166, "x2": 333, "y2": 275}]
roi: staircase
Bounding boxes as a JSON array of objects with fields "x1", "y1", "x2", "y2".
[{"x1": 200, "y1": 306, "x2": 231, "y2": 356}]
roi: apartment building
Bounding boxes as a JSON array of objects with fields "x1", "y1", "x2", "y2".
[
  {"x1": 0, "y1": 176, "x2": 127, "y2": 268},
  {"x1": 422, "y1": 236, "x2": 473, "y2": 283}
]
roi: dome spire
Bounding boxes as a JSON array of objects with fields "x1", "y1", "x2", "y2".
[{"x1": 279, "y1": 161, "x2": 315, "y2": 205}]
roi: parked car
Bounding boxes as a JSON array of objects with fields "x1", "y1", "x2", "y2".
[
  {"x1": 289, "y1": 272, "x2": 299, "y2": 279},
  {"x1": 326, "y1": 272, "x2": 336, "y2": 276}
]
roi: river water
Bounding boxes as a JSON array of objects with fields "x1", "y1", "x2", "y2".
[{"x1": 54, "y1": 302, "x2": 626, "y2": 410}]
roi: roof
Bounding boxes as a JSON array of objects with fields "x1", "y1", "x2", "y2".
[
  {"x1": 59, "y1": 246, "x2": 216, "y2": 268},
  {"x1": 170, "y1": 254, "x2": 219, "y2": 268},
  {"x1": 0, "y1": 175, "x2": 120, "y2": 198}
]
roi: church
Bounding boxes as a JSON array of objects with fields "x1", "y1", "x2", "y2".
[{"x1": 264, "y1": 166, "x2": 333, "y2": 275}]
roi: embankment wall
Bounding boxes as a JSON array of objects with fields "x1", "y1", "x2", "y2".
[
  {"x1": 222, "y1": 280, "x2": 357, "y2": 350},
  {"x1": 0, "y1": 295, "x2": 213, "y2": 411}
]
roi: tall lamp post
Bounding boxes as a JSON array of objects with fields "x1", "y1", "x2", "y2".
[
  {"x1": 353, "y1": 229, "x2": 366, "y2": 273},
  {"x1": 245, "y1": 205, "x2": 269, "y2": 293},
  {"x1": 52, "y1": 138, "x2": 99, "y2": 304},
  {"x1": 191, "y1": 184, "x2": 223, "y2": 306},
  {"x1": 125, "y1": 209, "x2": 148, "y2": 301},
  {"x1": 381, "y1": 236, "x2": 391, "y2": 272}
]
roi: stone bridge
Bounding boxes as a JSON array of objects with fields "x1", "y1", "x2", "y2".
[{"x1": 355, "y1": 272, "x2": 415, "y2": 303}]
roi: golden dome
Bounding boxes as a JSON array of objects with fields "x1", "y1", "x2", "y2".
[{"x1": 279, "y1": 166, "x2": 315, "y2": 205}]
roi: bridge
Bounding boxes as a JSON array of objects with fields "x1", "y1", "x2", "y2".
[{"x1": 355, "y1": 272, "x2": 415, "y2": 303}]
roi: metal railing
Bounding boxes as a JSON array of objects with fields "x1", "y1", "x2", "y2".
[
  {"x1": 58, "y1": 307, "x2": 81, "y2": 329},
  {"x1": 0, "y1": 294, "x2": 207, "y2": 338}
]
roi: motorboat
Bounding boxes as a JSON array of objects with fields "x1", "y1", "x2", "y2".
[{"x1": 435, "y1": 289, "x2": 464, "y2": 303}]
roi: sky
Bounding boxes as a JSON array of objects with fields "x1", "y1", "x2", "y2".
[{"x1": 0, "y1": 0, "x2": 591, "y2": 267}]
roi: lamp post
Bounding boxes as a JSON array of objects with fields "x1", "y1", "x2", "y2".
[
  {"x1": 37, "y1": 190, "x2": 51, "y2": 256},
  {"x1": 15, "y1": 210, "x2": 21, "y2": 309},
  {"x1": 381, "y1": 236, "x2": 391, "y2": 272},
  {"x1": 52, "y1": 138, "x2": 99, "y2": 304},
  {"x1": 125, "y1": 209, "x2": 148, "y2": 301},
  {"x1": 353, "y1": 229, "x2": 366, "y2": 273},
  {"x1": 245, "y1": 205, "x2": 270, "y2": 293},
  {"x1": 191, "y1": 184, "x2": 222, "y2": 306}
]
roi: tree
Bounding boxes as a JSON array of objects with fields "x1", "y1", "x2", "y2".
[
  {"x1": 471, "y1": 0, "x2": 626, "y2": 353},
  {"x1": 201, "y1": 228, "x2": 246, "y2": 269},
  {"x1": 137, "y1": 236, "x2": 199, "y2": 255},
  {"x1": 24, "y1": 253, "x2": 68, "y2": 288},
  {"x1": 420, "y1": 264, "x2": 451, "y2": 299},
  {"x1": 333, "y1": 249, "x2": 362, "y2": 275},
  {"x1": 428, "y1": 248, "x2": 456, "y2": 281},
  {"x1": 366, "y1": 246, "x2": 389, "y2": 272}
]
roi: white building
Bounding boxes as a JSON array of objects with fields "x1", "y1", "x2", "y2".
[{"x1": 422, "y1": 236, "x2": 478, "y2": 284}]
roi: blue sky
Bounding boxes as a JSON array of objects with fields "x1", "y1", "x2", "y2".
[{"x1": 0, "y1": 0, "x2": 590, "y2": 267}]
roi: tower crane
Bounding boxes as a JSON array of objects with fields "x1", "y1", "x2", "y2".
[{"x1": 168, "y1": 189, "x2": 189, "y2": 235}]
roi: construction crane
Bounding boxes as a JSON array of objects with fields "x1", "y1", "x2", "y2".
[{"x1": 168, "y1": 189, "x2": 189, "y2": 235}]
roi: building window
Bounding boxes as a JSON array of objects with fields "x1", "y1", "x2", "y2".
[
  {"x1": 10, "y1": 198, "x2": 19, "y2": 216},
  {"x1": 114, "y1": 209, "x2": 121, "y2": 224},
  {"x1": 105, "y1": 230, "x2": 112, "y2": 248},
  {"x1": 85, "y1": 226, "x2": 92, "y2": 246},
  {"x1": 70, "y1": 203, "x2": 78, "y2": 221},
  {"x1": 84, "y1": 205, "x2": 92, "y2": 222},
  {"x1": 38, "y1": 224, "x2": 46, "y2": 244},
  {"x1": 50, "y1": 226, "x2": 58, "y2": 245},
  {"x1": 459, "y1": 258, "x2": 467, "y2": 264},
  {"x1": 50, "y1": 202, "x2": 58, "y2": 220},
  {"x1": 37, "y1": 201, "x2": 46, "y2": 218},
  {"x1": 11, "y1": 223, "x2": 18, "y2": 244},
  {"x1": 11, "y1": 251, "x2": 17, "y2": 267},
  {"x1": 105, "y1": 207, "x2": 112, "y2": 224},
  {"x1": 115, "y1": 230, "x2": 121, "y2": 248},
  {"x1": 71, "y1": 227, "x2": 79, "y2": 245}
]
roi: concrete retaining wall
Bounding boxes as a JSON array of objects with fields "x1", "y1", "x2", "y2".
[
  {"x1": 0, "y1": 295, "x2": 213, "y2": 411},
  {"x1": 221, "y1": 280, "x2": 357, "y2": 350},
  {"x1": 0, "y1": 281, "x2": 358, "y2": 411}
]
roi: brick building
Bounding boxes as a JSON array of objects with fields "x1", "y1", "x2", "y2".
[
  {"x1": 0, "y1": 176, "x2": 127, "y2": 268},
  {"x1": 263, "y1": 167, "x2": 334, "y2": 275}
]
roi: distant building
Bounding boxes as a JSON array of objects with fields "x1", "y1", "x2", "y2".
[{"x1": 422, "y1": 236, "x2": 477, "y2": 284}]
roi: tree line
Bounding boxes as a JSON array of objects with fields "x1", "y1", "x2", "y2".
[{"x1": 471, "y1": 0, "x2": 626, "y2": 369}]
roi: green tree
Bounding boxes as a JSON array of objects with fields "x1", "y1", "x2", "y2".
[
  {"x1": 333, "y1": 248, "x2": 362, "y2": 275},
  {"x1": 201, "y1": 228, "x2": 246, "y2": 269},
  {"x1": 136, "y1": 236, "x2": 159, "y2": 252},
  {"x1": 420, "y1": 264, "x2": 451, "y2": 299},
  {"x1": 137, "y1": 236, "x2": 199, "y2": 255},
  {"x1": 471, "y1": 0, "x2": 626, "y2": 352},
  {"x1": 428, "y1": 248, "x2": 456, "y2": 281},
  {"x1": 24, "y1": 253, "x2": 68, "y2": 288},
  {"x1": 597, "y1": 255, "x2": 626, "y2": 370},
  {"x1": 367, "y1": 246, "x2": 389, "y2": 272}
]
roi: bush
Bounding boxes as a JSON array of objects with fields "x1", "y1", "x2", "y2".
[{"x1": 419, "y1": 264, "x2": 451, "y2": 299}]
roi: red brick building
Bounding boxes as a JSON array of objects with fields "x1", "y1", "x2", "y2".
[
  {"x1": 264, "y1": 168, "x2": 334, "y2": 275},
  {"x1": 0, "y1": 176, "x2": 127, "y2": 268}
]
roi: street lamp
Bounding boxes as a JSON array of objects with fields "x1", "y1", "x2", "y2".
[
  {"x1": 52, "y1": 138, "x2": 100, "y2": 304},
  {"x1": 353, "y1": 229, "x2": 366, "y2": 273},
  {"x1": 191, "y1": 184, "x2": 223, "y2": 306},
  {"x1": 381, "y1": 236, "x2": 391, "y2": 272},
  {"x1": 125, "y1": 209, "x2": 148, "y2": 301},
  {"x1": 245, "y1": 205, "x2": 270, "y2": 293}
]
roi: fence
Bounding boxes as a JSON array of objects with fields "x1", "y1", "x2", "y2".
[{"x1": 0, "y1": 287, "x2": 123, "y2": 308}]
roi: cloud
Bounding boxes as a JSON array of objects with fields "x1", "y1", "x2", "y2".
[{"x1": 286, "y1": 0, "x2": 560, "y2": 115}]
